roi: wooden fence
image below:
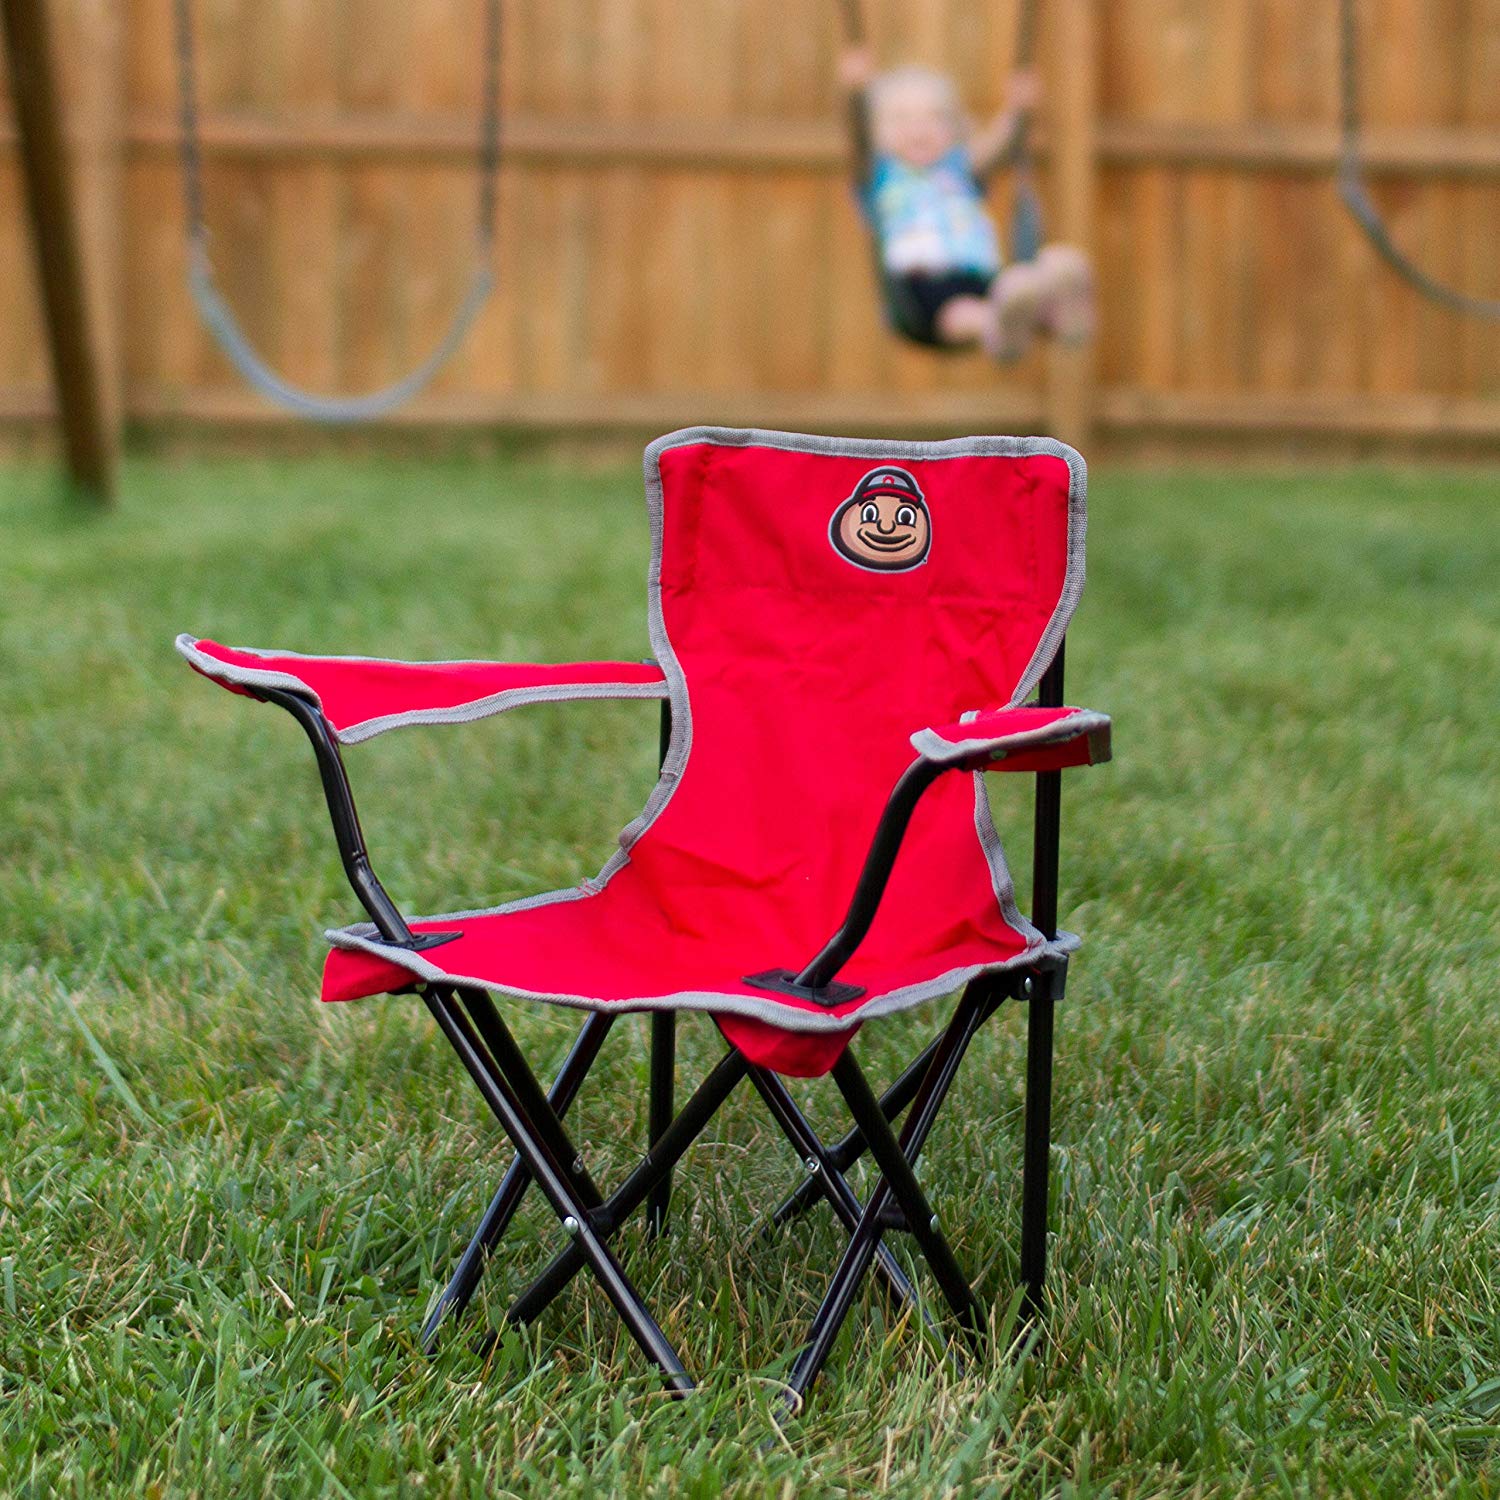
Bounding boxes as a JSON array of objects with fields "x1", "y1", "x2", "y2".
[{"x1": 1, "y1": 0, "x2": 1497, "y2": 458}]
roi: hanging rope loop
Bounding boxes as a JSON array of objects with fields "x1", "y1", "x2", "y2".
[
  {"x1": 173, "y1": 0, "x2": 505, "y2": 422},
  {"x1": 1337, "y1": 0, "x2": 1499, "y2": 320},
  {"x1": 835, "y1": 0, "x2": 867, "y2": 46},
  {"x1": 1004, "y1": 0, "x2": 1044, "y2": 264}
]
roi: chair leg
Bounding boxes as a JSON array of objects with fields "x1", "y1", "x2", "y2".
[
  {"x1": 1019, "y1": 993, "x2": 1055, "y2": 1326},
  {"x1": 783, "y1": 991, "x2": 990, "y2": 1407},
  {"x1": 745, "y1": 1066, "x2": 933, "y2": 1329},
  {"x1": 764, "y1": 1034, "x2": 940, "y2": 1233},
  {"x1": 647, "y1": 1010, "x2": 675, "y2": 1236},
  {"x1": 421, "y1": 986, "x2": 694, "y2": 1395},
  {"x1": 831, "y1": 1053, "x2": 984, "y2": 1336},
  {"x1": 420, "y1": 1010, "x2": 615, "y2": 1355},
  {"x1": 506, "y1": 1048, "x2": 749, "y2": 1330},
  {"x1": 459, "y1": 989, "x2": 606, "y2": 1209},
  {"x1": 765, "y1": 977, "x2": 1010, "y2": 1234}
]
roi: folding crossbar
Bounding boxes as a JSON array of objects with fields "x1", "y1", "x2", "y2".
[{"x1": 248, "y1": 642, "x2": 1073, "y2": 1405}]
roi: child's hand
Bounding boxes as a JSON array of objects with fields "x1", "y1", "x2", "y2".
[
  {"x1": 1007, "y1": 68, "x2": 1042, "y2": 113},
  {"x1": 839, "y1": 46, "x2": 877, "y2": 89}
]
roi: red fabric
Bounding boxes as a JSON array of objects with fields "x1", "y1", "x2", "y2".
[
  {"x1": 322, "y1": 945, "x2": 419, "y2": 1004},
  {"x1": 318, "y1": 437, "x2": 1081, "y2": 1077},
  {"x1": 187, "y1": 640, "x2": 664, "y2": 739},
  {"x1": 916, "y1": 704, "x2": 1111, "y2": 770},
  {"x1": 987, "y1": 739, "x2": 1098, "y2": 774},
  {"x1": 321, "y1": 943, "x2": 856, "y2": 1076},
  {"x1": 715, "y1": 1016, "x2": 860, "y2": 1078}
]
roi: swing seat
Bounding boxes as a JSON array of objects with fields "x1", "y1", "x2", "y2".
[{"x1": 177, "y1": 427, "x2": 1111, "y2": 1404}]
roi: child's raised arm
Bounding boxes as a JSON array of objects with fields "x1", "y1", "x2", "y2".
[
  {"x1": 838, "y1": 46, "x2": 878, "y2": 187},
  {"x1": 970, "y1": 68, "x2": 1041, "y2": 178}
]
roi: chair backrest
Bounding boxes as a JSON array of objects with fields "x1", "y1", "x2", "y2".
[{"x1": 618, "y1": 429, "x2": 1087, "y2": 977}]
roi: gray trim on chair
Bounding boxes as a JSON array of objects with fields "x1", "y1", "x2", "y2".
[
  {"x1": 911, "y1": 709, "x2": 1112, "y2": 767},
  {"x1": 174, "y1": 634, "x2": 668, "y2": 745}
]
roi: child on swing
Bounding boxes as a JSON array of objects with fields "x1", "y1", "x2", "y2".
[{"x1": 839, "y1": 47, "x2": 1095, "y2": 360}]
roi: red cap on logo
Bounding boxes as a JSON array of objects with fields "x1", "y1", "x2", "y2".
[{"x1": 854, "y1": 466, "x2": 923, "y2": 503}]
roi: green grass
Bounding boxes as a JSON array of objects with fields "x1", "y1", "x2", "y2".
[{"x1": 3, "y1": 453, "x2": 1498, "y2": 1498}]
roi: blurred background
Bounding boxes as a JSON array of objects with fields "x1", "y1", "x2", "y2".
[{"x1": 1, "y1": 0, "x2": 1496, "y2": 482}]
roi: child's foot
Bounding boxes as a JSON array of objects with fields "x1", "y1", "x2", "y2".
[
  {"x1": 1036, "y1": 245, "x2": 1096, "y2": 347},
  {"x1": 985, "y1": 264, "x2": 1045, "y2": 362}
]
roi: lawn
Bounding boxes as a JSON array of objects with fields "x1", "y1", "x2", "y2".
[{"x1": 2, "y1": 452, "x2": 1498, "y2": 1498}]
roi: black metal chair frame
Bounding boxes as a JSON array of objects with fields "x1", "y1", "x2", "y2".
[{"x1": 255, "y1": 645, "x2": 1075, "y2": 1409}]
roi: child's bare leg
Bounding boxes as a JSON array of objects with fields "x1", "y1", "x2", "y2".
[
  {"x1": 1034, "y1": 244, "x2": 1096, "y2": 346},
  {"x1": 985, "y1": 262, "x2": 1046, "y2": 362},
  {"x1": 933, "y1": 295, "x2": 993, "y2": 347}
]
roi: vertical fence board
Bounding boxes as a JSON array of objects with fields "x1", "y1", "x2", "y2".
[{"x1": 1044, "y1": 0, "x2": 1098, "y2": 445}]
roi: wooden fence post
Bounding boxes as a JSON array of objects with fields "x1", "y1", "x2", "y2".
[
  {"x1": 1, "y1": 0, "x2": 118, "y2": 502},
  {"x1": 73, "y1": 0, "x2": 125, "y2": 444},
  {"x1": 1045, "y1": 0, "x2": 1099, "y2": 450}
]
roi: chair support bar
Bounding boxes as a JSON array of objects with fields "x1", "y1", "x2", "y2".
[
  {"x1": 793, "y1": 757, "x2": 945, "y2": 992},
  {"x1": 783, "y1": 986, "x2": 991, "y2": 1406},
  {"x1": 260, "y1": 686, "x2": 417, "y2": 947},
  {"x1": 504, "y1": 1049, "x2": 750, "y2": 1329},
  {"x1": 420, "y1": 982, "x2": 695, "y2": 1395},
  {"x1": 421, "y1": 1010, "x2": 615, "y2": 1354},
  {"x1": 744, "y1": 1066, "x2": 939, "y2": 1340},
  {"x1": 764, "y1": 1035, "x2": 936, "y2": 1231},
  {"x1": 648, "y1": 699, "x2": 677, "y2": 1236},
  {"x1": 1020, "y1": 646, "x2": 1065, "y2": 1327}
]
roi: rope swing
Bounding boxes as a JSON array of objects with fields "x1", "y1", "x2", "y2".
[
  {"x1": 1337, "y1": 0, "x2": 1499, "y2": 321},
  {"x1": 1002, "y1": 0, "x2": 1044, "y2": 264},
  {"x1": 172, "y1": 0, "x2": 505, "y2": 422}
]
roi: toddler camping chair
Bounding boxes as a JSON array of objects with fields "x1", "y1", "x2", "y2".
[{"x1": 177, "y1": 428, "x2": 1111, "y2": 1407}]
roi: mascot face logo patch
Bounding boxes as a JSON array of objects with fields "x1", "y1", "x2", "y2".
[{"x1": 830, "y1": 465, "x2": 931, "y2": 572}]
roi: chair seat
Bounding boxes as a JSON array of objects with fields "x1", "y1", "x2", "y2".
[{"x1": 322, "y1": 867, "x2": 1073, "y2": 1074}]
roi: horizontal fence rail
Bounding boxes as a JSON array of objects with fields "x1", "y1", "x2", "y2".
[{"x1": 3, "y1": 112, "x2": 1491, "y2": 179}]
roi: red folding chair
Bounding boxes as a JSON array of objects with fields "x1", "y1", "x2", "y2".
[{"x1": 177, "y1": 428, "x2": 1111, "y2": 1407}]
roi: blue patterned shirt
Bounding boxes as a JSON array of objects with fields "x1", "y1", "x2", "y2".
[{"x1": 863, "y1": 147, "x2": 1001, "y2": 276}]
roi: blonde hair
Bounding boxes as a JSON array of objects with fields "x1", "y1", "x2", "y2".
[{"x1": 867, "y1": 67, "x2": 965, "y2": 134}]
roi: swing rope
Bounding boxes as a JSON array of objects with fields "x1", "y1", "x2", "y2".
[
  {"x1": 836, "y1": 0, "x2": 865, "y2": 46},
  {"x1": 1004, "y1": 0, "x2": 1044, "y2": 264},
  {"x1": 1337, "y1": 0, "x2": 1500, "y2": 320},
  {"x1": 172, "y1": 0, "x2": 504, "y2": 423}
]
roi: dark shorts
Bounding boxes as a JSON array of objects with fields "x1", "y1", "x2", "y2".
[{"x1": 888, "y1": 269, "x2": 997, "y2": 345}]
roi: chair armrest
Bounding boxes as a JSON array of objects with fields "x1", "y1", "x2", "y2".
[
  {"x1": 176, "y1": 635, "x2": 668, "y2": 744},
  {"x1": 910, "y1": 704, "x2": 1111, "y2": 772},
  {"x1": 773, "y1": 705, "x2": 1111, "y2": 998}
]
